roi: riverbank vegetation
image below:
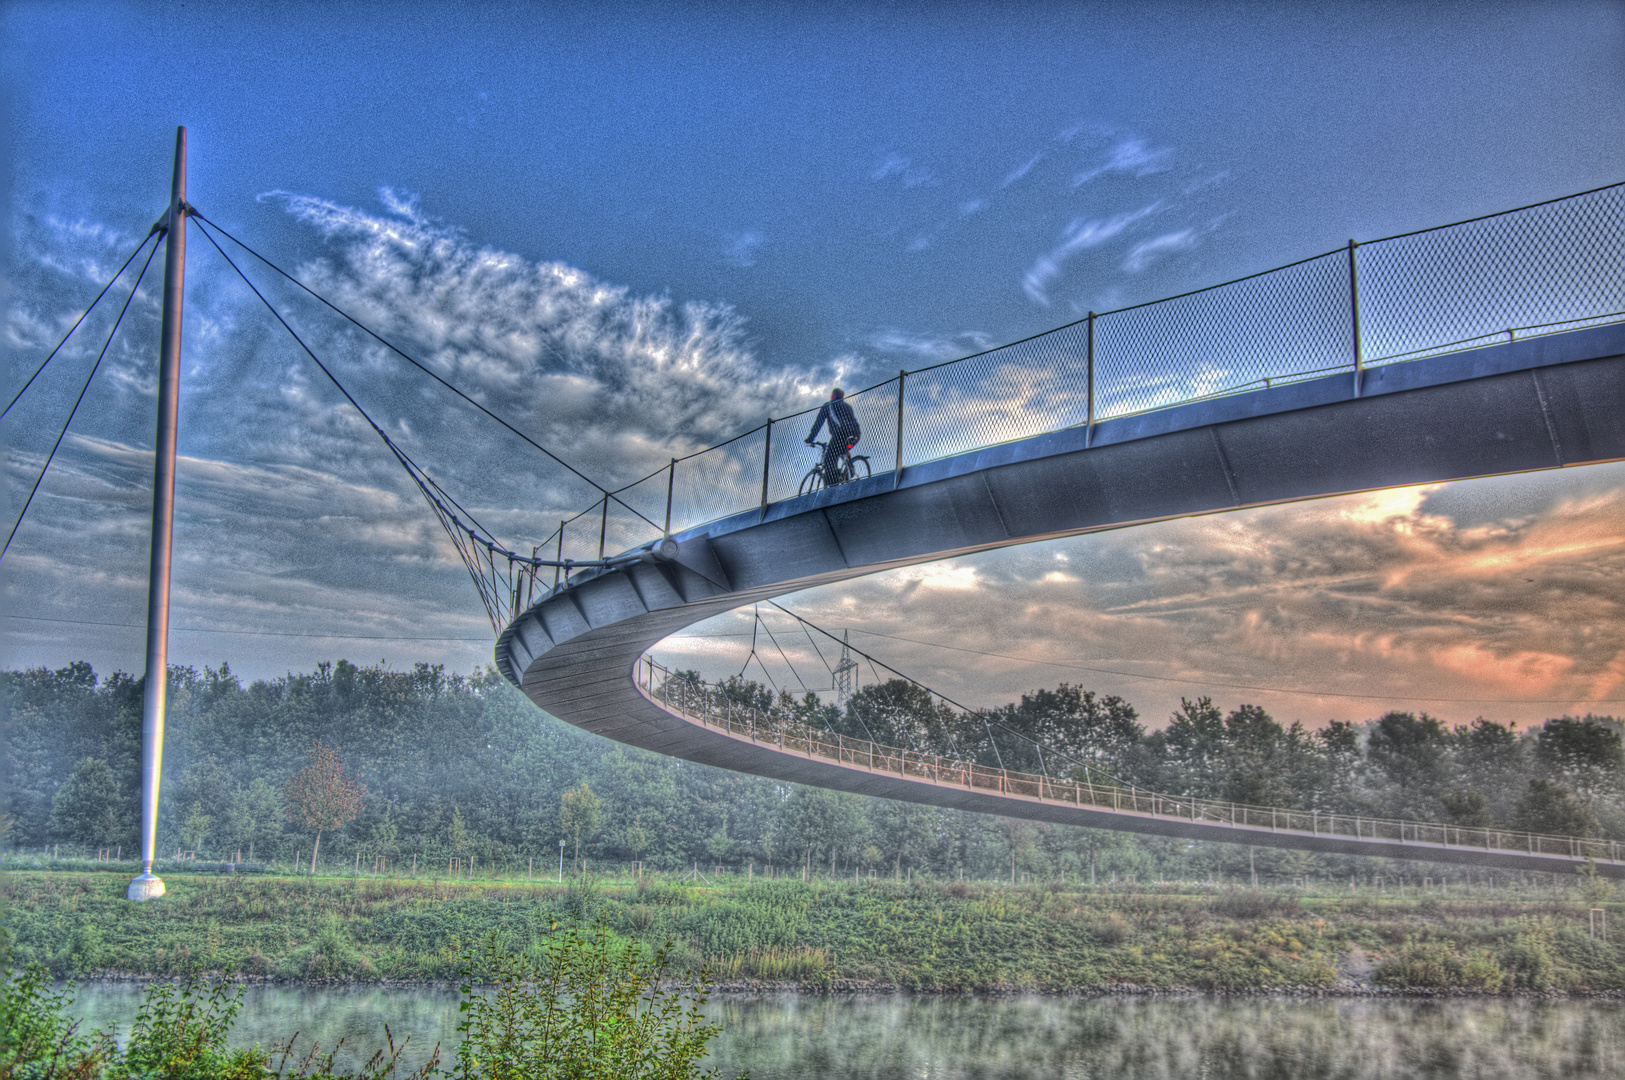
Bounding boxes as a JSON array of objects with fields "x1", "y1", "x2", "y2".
[
  {"x1": 5, "y1": 871, "x2": 1621, "y2": 993},
  {"x1": 1, "y1": 920, "x2": 736, "y2": 1079}
]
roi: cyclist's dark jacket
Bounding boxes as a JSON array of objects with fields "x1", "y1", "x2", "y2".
[{"x1": 807, "y1": 399, "x2": 860, "y2": 446}]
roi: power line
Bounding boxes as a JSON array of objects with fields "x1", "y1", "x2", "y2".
[
  {"x1": 843, "y1": 627, "x2": 1625, "y2": 706},
  {"x1": 6, "y1": 613, "x2": 491, "y2": 642},
  {"x1": 3, "y1": 228, "x2": 159, "y2": 421},
  {"x1": 3, "y1": 239, "x2": 162, "y2": 561}
]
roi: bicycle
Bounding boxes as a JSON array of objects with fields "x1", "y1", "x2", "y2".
[{"x1": 799, "y1": 440, "x2": 871, "y2": 496}]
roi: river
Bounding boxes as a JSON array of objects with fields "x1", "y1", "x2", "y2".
[{"x1": 65, "y1": 983, "x2": 1624, "y2": 1078}]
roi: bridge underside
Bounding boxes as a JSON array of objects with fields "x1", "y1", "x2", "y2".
[{"x1": 498, "y1": 325, "x2": 1625, "y2": 877}]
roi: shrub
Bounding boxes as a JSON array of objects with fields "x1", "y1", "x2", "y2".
[
  {"x1": 562, "y1": 880, "x2": 601, "y2": 920},
  {"x1": 1499, "y1": 919, "x2": 1558, "y2": 990},
  {"x1": 714, "y1": 947, "x2": 831, "y2": 986},
  {"x1": 455, "y1": 924, "x2": 744, "y2": 1079},
  {"x1": 279, "y1": 917, "x2": 374, "y2": 980},
  {"x1": 1211, "y1": 890, "x2": 1300, "y2": 920},
  {"x1": 56, "y1": 923, "x2": 105, "y2": 977},
  {"x1": 1, "y1": 943, "x2": 112, "y2": 1077},
  {"x1": 1089, "y1": 912, "x2": 1132, "y2": 945},
  {"x1": 1373, "y1": 939, "x2": 1504, "y2": 990},
  {"x1": 623, "y1": 904, "x2": 658, "y2": 934}
]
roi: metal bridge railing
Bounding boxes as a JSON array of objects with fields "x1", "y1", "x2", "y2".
[
  {"x1": 516, "y1": 182, "x2": 1625, "y2": 592},
  {"x1": 636, "y1": 657, "x2": 1625, "y2": 866}
]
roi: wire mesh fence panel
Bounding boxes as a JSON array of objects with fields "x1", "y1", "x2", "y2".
[
  {"x1": 900, "y1": 324, "x2": 1091, "y2": 468},
  {"x1": 670, "y1": 426, "x2": 766, "y2": 534},
  {"x1": 1358, "y1": 185, "x2": 1625, "y2": 366},
  {"x1": 541, "y1": 185, "x2": 1625, "y2": 557},
  {"x1": 1093, "y1": 251, "x2": 1351, "y2": 421},
  {"x1": 558, "y1": 504, "x2": 604, "y2": 565},
  {"x1": 764, "y1": 402, "x2": 822, "y2": 503},
  {"x1": 602, "y1": 470, "x2": 671, "y2": 555},
  {"x1": 768, "y1": 379, "x2": 900, "y2": 501},
  {"x1": 602, "y1": 495, "x2": 666, "y2": 559}
]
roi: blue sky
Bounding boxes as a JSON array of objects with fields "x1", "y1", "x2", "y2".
[{"x1": 6, "y1": 0, "x2": 1625, "y2": 728}]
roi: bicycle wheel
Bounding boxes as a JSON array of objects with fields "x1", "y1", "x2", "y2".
[
  {"x1": 847, "y1": 455, "x2": 871, "y2": 482},
  {"x1": 799, "y1": 466, "x2": 824, "y2": 496}
]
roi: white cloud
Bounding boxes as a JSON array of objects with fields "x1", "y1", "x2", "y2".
[
  {"x1": 261, "y1": 189, "x2": 833, "y2": 487},
  {"x1": 862, "y1": 328, "x2": 994, "y2": 364},
  {"x1": 871, "y1": 152, "x2": 937, "y2": 189},
  {"x1": 722, "y1": 231, "x2": 765, "y2": 268},
  {"x1": 1000, "y1": 152, "x2": 1045, "y2": 189},
  {"x1": 1022, "y1": 203, "x2": 1162, "y2": 305},
  {"x1": 1072, "y1": 139, "x2": 1171, "y2": 187},
  {"x1": 1122, "y1": 229, "x2": 1197, "y2": 272}
]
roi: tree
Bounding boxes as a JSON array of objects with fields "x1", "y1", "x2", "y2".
[
  {"x1": 1516, "y1": 778, "x2": 1598, "y2": 837},
  {"x1": 872, "y1": 799, "x2": 936, "y2": 881},
  {"x1": 229, "y1": 777, "x2": 283, "y2": 861},
  {"x1": 447, "y1": 806, "x2": 472, "y2": 858},
  {"x1": 282, "y1": 741, "x2": 365, "y2": 874},
  {"x1": 777, "y1": 786, "x2": 862, "y2": 876},
  {"x1": 179, "y1": 802, "x2": 212, "y2": 854},
  {"x1": 1364, "y1": 712, "x2": 1450, "y2": 818},
  {"x1": 370, "y1": 808, "x2": 401, "y2": 860},
  {"x1": 1441, "y1": 788, "x2": 1493, "y2": 828},
  {"x1": 625, "y1": 817, "x2": 649, "y2": 865},
  {"x1": 560, "y1": 782, "x2": 603, "y2": 875},
  {"x1": 704, "y1": 813, "x2": 733, "y2": 863},
  {"x1": 48, "y1": 757, "x2": 133, "y2": 850},
  {"x1": 1535, "y1": 716, "x2": 1623, "y2": 804}
]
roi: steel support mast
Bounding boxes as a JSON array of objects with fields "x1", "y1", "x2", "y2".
[{"x1": 129, "y1": 127, "x2": 188, "y2": 902}]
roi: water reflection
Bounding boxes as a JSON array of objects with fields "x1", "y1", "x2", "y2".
[{"x1": 66, "y1": 984, "x2": 1625, "y2": 1079}]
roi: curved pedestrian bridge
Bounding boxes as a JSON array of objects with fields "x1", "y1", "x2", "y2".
[
  {"x1": 497, "y1": 323, "x2": 1625, "y2": 879},
  {"x1": 496, "y1": 186, "x2": 1625, "y2": 878}
]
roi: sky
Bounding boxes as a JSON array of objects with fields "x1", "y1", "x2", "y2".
[{"x1": 5, "y1": 0, "x2": 1625, "y2": 733}]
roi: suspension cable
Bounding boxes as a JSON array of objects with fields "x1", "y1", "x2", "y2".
[
  {"x1": 189, "y1": 211, "x2": 661, "y2": 531},
  {"x1": 3, "y1": 228, "x2": 160, "y2": 421},
  {"x1": 192, "y1": 215, "x2": 521, "y2": 620},
  {"x1": 3, "y1": 238, "x2": 162, "y2": 561}
]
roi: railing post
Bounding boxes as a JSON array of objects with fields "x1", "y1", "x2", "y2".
[
  {"x1": 598, "y1": 495, "x2": 609, "y2": 560},
  {"x1": 1085, "y1": 311, "x2": 1096, "y2": 447},
  {"x1": 893, "y1": 370, "x2": 906, "y2": 488},
  {"x1": 760, "y1": 420, "x2": 772, "y2": 514},
  {"x1": 664, "y1": 458, "x2": 676, "y2": 536},
  {"x1": 1348, "y1": 240, "x2": 1363, "y2": 397}
]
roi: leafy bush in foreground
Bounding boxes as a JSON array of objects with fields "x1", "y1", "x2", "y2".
[
  {"x1": 456, "y1": 923, "x2": 743, "y2": 1080},
  {"x1": 0, "y1": 923, "x2": 741, "y2": 1080}
]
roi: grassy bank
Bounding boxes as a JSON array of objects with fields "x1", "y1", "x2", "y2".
[{"x1": 5, "y1": 870, "x2": 1622, "y2": 993}]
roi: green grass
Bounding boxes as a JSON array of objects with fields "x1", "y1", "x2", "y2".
[{"x1": 5, "y1": 871, "x2": 1622, "y2": 992}]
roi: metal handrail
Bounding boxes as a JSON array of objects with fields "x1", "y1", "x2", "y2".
[{"x1": 636, "y1": 656, "x2": 1625, "y2": 866}]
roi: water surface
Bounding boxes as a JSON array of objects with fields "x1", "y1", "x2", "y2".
[{"x1": 66, "y1": 983, "x2": 1625, "y2": 1079}]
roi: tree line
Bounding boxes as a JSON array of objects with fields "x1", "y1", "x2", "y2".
[{"x1": 4, "y1": 659, "x2": 1621, "y2": 883}]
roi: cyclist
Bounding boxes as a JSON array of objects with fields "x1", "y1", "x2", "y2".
[{"x1": 806, "y1": 387, "x2": 861, "y2": 486}]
